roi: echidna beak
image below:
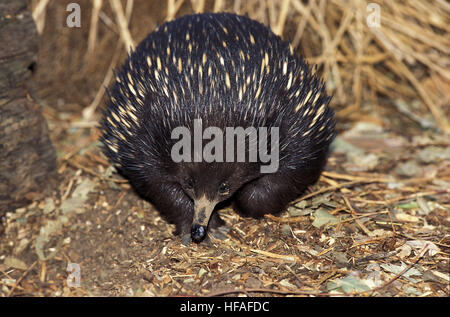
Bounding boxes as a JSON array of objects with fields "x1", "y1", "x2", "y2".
[{"x1": 191, "y1": 196, "x2": 216, "y2": 243}]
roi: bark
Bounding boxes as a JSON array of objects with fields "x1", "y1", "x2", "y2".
[{"x1": 0, "y1": 0, "x2": 56, "y2": 215}]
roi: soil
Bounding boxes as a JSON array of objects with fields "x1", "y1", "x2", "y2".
[{"x1": 1, "y1": 120, "x2": 448, "y2": 296}]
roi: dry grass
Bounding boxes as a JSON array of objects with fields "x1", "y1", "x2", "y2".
[{"x1": 30, "y1": 0, "x2": 450, "y2": 133}]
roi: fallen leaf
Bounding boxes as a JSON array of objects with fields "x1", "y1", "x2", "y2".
[
  {"x1": 279, "y1": 278, "x2": 297, "y2": 289},
  {"x1": 43, "y1": 198, "x2": 56, "y2": 215},
  {"x1": 197, "y1": 268, "x2": 207, "y2": 278},
  {"x1": 396, "y1": 202, "x2": 419, "y2": 210},
  {"x1": 60, "y1": 197, "x2": 85, "y2": 215},
  {"x1": 422, "y1": 271, "x2": 449, "y2": 283},
  {"x1": 327, "y1": 275, "x2": 371, "y2": 293},
  {"x1": 394, "y1": 212, "x2": 420, "y2": 222},
  {"x1": 72, "y1": 178, "x2": 96, "y2": 200},
  {"x1": 281, "y1": 224, "x2": 292, "y2": 236},
  {"x1": 287, "y1": 206, "x2": 311, "y2": 216},
  {"x1": 395, "y1": 244, "x2": 412, "y2": 259},
  {"x1": 312, "y1": 208, "x2": 340, "y2": 228},
  {"x1": 295, "y1": 200, "x2": 308, "y2": 209},
  {"x1": 417, "y1": 146, "x2": 450, "y2": 163},
  {"x1": 405, "y1": 240, "x2": 440, "y2": 256},
  {"x1": 3, "y1": 256, "x2": 27, "y2": 270},
  {"x1": 403, "y1": 286, "x2": 422, "y2": 295},
  {"x1": 429, "y1": 271, "x2": 450, "y2": 283},
  {"x1": 311, "y1": 193, "x2": 332, "y2": 208},
  {"x1": 380, "y1": 263, "x2": 421, "y2": 283},
  {"x1": 61, "y1": 178, "x2": 97, "y2": 214}
]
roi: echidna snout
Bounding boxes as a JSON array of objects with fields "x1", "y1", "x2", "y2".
[{"x1": 191, "y1": 195, "x2": 217, "y2": 242}]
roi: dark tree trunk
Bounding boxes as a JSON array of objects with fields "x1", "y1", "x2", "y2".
[{"x1": 0, "y1": 0, "x2": 56, "y2": 216}]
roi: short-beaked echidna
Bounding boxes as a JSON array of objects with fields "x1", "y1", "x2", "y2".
[{"x1": 100, "y1": 13, "x2": 335, "y2": 243}]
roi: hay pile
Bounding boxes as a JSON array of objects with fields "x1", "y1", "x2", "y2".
[{"x1": 31, "y1": 0, "x2": 449, "y2": 133}]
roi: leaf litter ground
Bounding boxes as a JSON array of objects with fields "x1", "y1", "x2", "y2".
[{"x1": 0, "y1": 116, "x2": 448, "y2": 297}]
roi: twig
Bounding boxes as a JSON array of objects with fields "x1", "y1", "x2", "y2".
[
  {"x1": 250, "y1": 248, "x2": 298, "y2": 262},
  {"x1": 343, "y1": 195, "x2": 373, "y2": 237},
  {"x1": 82, "y1": 40, "x2": 122, "y2": 120},
  {"x1": 213, "y1": 0, "x2": 224, "y2": 12},
  {"x1": 207, "y1": 244, "x2": 430, "y2": 297},
  {"x1": 32, "y1": 0, "x2": 50, "y2": 34},
  {"x1": 65, "y1": 159, "x2": 128, "y2": 183},
  {"x1": 7, "y1": 261, "x2": 37, "y2": 297},
  {"x1": 351, "y1": 190, "x2": 449, "y2": 205},
  {"x1": 354, "y1": 251, "x2": 397, "y2": 265},
  {"x1": 110, "y1": 0, "x2": 135, "y2": 50},
  {"x1": 167, "y1": 0, "x2": 185, "y2": 21},
  {"x1": 99, "y1": 11, "x2": 119, "y2": 34},
  {"x1": 190, "y1": 0, "x2": 205, "y2": 13},
  {"x1": 395, "y1": 58, "x2": 449, "y2": 133},
  {"x1": 82, "y1": 0, "x2": 135, "y2": 120},
  {"x1": 233, "y1": 0, "x2": 242, "y2": 15},
  {"x1": 363, "y1": 243, "x2": 430, "y2": 296},
  {"x1": 125, "y1": 0, "x2": 134, "y2": 21},
  {"x1": 273, "y1": 0, "x2": 291, "y2": 36},
  {"x1": 61, "y1": 178, "x2": 75, "y2": 201},
  {"x1": 289, "y1": 180, "x2": 364, "y2": 205},
  {"x1": 350, "y1": 235, "x2": 395, "y2": 249},
  {"x1": 206, "y1": 287, "x2": 321, "y2": 297},
  {"x1": 86, "y1": 0, "x2": 103, "y2": 61}
]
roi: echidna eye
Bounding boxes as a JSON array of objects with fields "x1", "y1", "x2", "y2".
[
  {"x1": 218, "y1": 182, "x2": 230, "y2": 195},
  {"x1": 185, "y1": 178, "x2": 194, "y2": 190}
]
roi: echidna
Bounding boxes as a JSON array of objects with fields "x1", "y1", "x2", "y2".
[{"x1": 100, "y1": 13, "x2": 335, "y2": 243}]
